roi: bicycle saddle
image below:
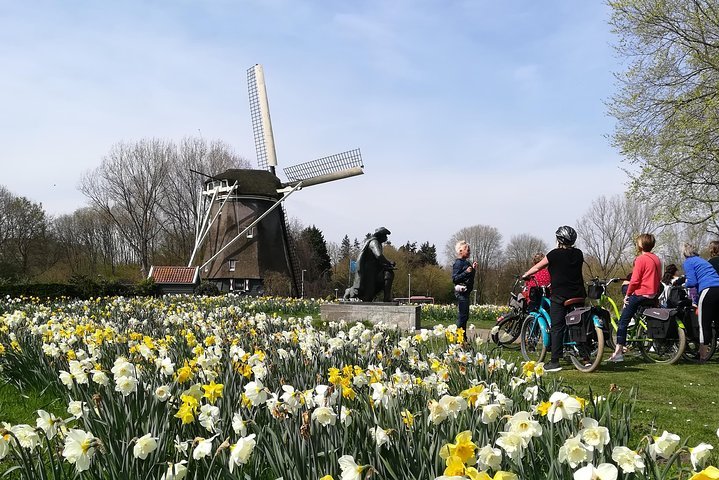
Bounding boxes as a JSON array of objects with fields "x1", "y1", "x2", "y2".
[{"x1": 564, "y1": 297, "x2": 585, "y2": 307}]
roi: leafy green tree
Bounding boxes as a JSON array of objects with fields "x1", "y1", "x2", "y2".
[
  {"x1": 340, "y1": 235, "x2": 351, "y2": 259},
  {"x1": 608, "y1": 0, "x2": 719, "y2": 233}
]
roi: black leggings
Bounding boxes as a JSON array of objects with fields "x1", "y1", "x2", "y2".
[
  {"x1": 549, "y1": 300, "x2": 569, "y2": 362},
  {"x1": 698, "y1": 286, "x2": 719, "y2": 345}
]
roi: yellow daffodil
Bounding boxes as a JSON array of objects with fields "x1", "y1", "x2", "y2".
[
  {"x1": 202, "y1": 381, "x2": 224, "y2": 404},
  {"x1": 690, "y1": 466, "x2": 719, "y2": 480},
  {"x1": 443, "y1": 455, "x2": 466, "y2": 476}
]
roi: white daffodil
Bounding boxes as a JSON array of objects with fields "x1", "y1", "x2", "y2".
[
  {"x1": 649, "y1": 431, "x2": 681, "y2": 460},
  {"x1": 690, "y1": 443, "x2": 714, "y2": 470},
  {"x1": 0, "y1": 430, "x2": 10, "y2": 460},
  {"x1": 338, "y1": 454, "x2": 365, "y2": 480},
  {"x1": 10, "y1": 424, "x2": 40, "y2": 450},
  {"x1": 110, "y1": 358, "x2": 135, "y2": 379},
  {"x1": 174, "y1": 436, "x2": 190, "y2": 457},
  {"x1": 481, "y1": 403, "x2": 503, "y2": 424},
  {"x1": 573, "y1": 463, "x2": 618, "y2": 480},
  {"x1": 244, "y1": 380, "x2": 268, "y2": 406},
  {"x1": 62, "y1": 429, "x2": 96, "y2": 472},
  {"x1": 611, "y1": 446, "x2": 645, "y2": 474},
  {"x1": 505, "y1": 411, "x2": 542, "y2": 439},
  {"x1": 155, "y1": 385, "x2": 171, "y2": 402},
  {"x1": 192, "y1": 436, "x2": 216, "y2": 460},
  {"x1": 91, "y1": 370, "x2": 110, "y2": 386},
  {"x1": 476, "y1": 444, "x2": 503, "y2": 470},
  {"x1": 496, "y1": 431, "x2": 527, "y2": 462},
  {"x1": 439, "y1": 394, "x2": 467, "y2": 419},
  {"x1": 428, "y1": 400, "x2": 448, "y2": 425},
  {"x1": 228, "y1": 434, "x2": 256, "y2": 473},
  {"x1": 232, "y1": 412, "x2": 248, "y2": 436},
  {"x1": 340, "y1": 406, "x2": 353, "y2": 426},
  {"x1": 67, "y1": 400, "x2": 89, "y2": 419},
  {"x1": 579, "y1": 418, "x2": 610, "y2": 448},
  {"x1": 558, "y1": 434, "x2": 593, "y2": 468},
  {"x1": 156, "y1": 357, "x2": 175, "y2": 376},
  {"x1": 133, "y1": 433, "x2": 158, "y2": 460},
  {"x1": 198, "y1": 404, "x2": 220, "y2": 432},
  {"x1": 68, "y1": 360, "x2": 89, "y2": 384},
  {"x1": 312, "y1": 406, "x2": 337, "y2": 427},
  {"x1": 371, "y1": 426, "x2": 390, "y2": 448},
  {"x1": 160, "y1": 460, "x2": 188, "y2": 480},
  {"x1": 36, "y1": 410, "x2": 60, "y2": 440},
  {"x1": 114, "y1": 375, "x2": 138, "y2": 396},
  {"x1": 547, "y1": 392, "x2": 581, "y2": 423},
  {"x1": 523, "y1": 385, "x2": 539, "y2": 402}
]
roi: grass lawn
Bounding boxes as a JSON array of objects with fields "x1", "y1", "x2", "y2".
[
  {"x1": 0, "y1": 382, "x2": 67, "y2": 425},
  {"x1": 494, "y1": 343, "x2": 719, "y2": 446}
]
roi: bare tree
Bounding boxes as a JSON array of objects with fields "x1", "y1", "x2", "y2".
[
  {"x1": 80, "y1": 139, "x2": 171, "y2": 276},
  {"x1": 577, "y1": 194, "x2": 659, "y2": 278},
  {"x1": 445, "y1": 224, "x2": 503, "y2": 303},
  {"x1": 157, "y1": 137, "x2": 249, "y2": 263},
  {"x1": 504, "y1": 233, "x2": 549, "y2": 274}
]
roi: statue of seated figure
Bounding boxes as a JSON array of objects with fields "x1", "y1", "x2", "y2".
[{"x1": 343, "y1": 227, "x2": 395, "y2": 302}]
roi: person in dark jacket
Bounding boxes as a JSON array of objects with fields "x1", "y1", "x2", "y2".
[
  {"x1": 452, "y1": 240, "x2": 477, "y2": 331},
  {"x1": 522, "y1": 225, "x2": 586, "y2": 372}
]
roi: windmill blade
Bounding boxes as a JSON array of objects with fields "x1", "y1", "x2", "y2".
[
  {"x1": 282, "y1": 148, "x2": 364, "y2": 188},
  {"x1": 247, "y1": 64, "x2": 278, "y2": 172}
]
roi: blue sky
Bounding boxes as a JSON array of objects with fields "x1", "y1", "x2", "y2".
[{"x1": 0, "y1": 1, "x2": 627, "y2": 262}]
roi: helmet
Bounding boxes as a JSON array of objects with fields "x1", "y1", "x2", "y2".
[{"x1": 555, "y1": 225, "x2": 577, "y2": 245}]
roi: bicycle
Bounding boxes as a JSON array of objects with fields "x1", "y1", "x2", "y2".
[
  {"x1": 665, "y1": 284, "x2": 718, "y2": 362},
  {"x1": 586, "y1": 277, "x2": 622, "y2": 349},
  {"x1": 519, "y1": 284, "x2": 606, "y2": 372},
  {"x1": 490, "y1": 276, "x2": 527, "y2": 346}
]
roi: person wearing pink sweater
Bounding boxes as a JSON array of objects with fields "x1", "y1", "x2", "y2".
[{"x1": 608, "y1": 233, "x2": 662, "y2": 362}]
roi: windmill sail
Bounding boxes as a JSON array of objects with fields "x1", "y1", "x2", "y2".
[
  {"x1": 247, "y1": 64, "x2": 278, "y2": 172},
  {"x1": 283, "y1": 148, "x2": 364, "y2": 188}
]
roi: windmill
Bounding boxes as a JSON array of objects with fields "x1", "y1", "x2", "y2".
[{"x1": 188, "y1": 64, "x2": 364, "y2": 295}]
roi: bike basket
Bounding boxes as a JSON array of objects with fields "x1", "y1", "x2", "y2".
[
  {"x1": 587, "y1": 284, "x2": 604, "y2": 300},
  {"x1": 643, "y1": 308, "x2": 676, "y2": 339},
  {"x1": 565, "y1": 307, "x2": 592, "y2": 343}
]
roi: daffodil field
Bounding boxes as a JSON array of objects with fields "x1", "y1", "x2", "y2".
[{"x1": 0, "y1": 295, "x2": 717, "y2": 480}]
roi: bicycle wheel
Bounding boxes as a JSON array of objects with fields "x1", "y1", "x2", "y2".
[
  {"x1": 491, "y1": 311, "x2": 522, "y2": 346},
  {"x1": 636, "y1": 320, "x2": 686, "y2": 364},
  {"x1": 568, "y1": 324, "x2": 604, "y2": 373},
  {"x1": 603, "y1": 318, "x2": 617, "y2": 350},
  {"x1": 683, "y1": 338, "x2": 717, "y2": 362},
  {"x1": 520, "y1": 314, "x2": 547, "y2": 362}
]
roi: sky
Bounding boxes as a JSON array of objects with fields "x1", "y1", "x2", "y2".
[{"x1": 0, "y1": 0, "x2": 629, "y2": 264}]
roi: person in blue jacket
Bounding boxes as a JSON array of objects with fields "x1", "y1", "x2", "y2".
[
  {"x1": 452, "y1": 241, "x2": 477, "y2": 331},
  {"x1": 682, "y1": 243, "x2": 719, "y2": 362}
]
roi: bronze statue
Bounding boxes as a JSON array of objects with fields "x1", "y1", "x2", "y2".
[{"x1": 344, "y1": 227, "x2": 395, "y2": 302}]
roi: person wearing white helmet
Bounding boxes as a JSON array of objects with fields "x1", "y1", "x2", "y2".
[{"x1": 522, "y1": 225, "x2": 586, "y2": 372}]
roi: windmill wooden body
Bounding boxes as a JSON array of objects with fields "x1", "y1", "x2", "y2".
[{"x1": 188, "y1": 64, "x2": 364, "y2": 295}]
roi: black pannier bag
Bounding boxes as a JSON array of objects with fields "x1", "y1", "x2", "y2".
[
  {"x1": 643, "y1": 308, "x2": 677, "y2": 339},
  {"x1": 587, "y1": 284, "x2": 604, "y2": 300},
  {"x1": 681, "y1": 308, "x2": 700, "y2": 341},
  {"x1": 667, "y1": 286, "x2": 691, "y2": 308},
  {"x1": 565, "y1": 307, "x2": 593, "y2": 343}
]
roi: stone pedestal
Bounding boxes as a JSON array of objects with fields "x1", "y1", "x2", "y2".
[{"x1": 320, "y1": 303, "x2": 421, "y2": 331}]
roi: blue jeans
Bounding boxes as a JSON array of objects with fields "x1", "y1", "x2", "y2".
[
  {"x1": 456, "y1": 294, "x2": 469, "y2": 330},
  {"x1": 616, "y1": 295, "x2": 646, "y2": 345}
]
